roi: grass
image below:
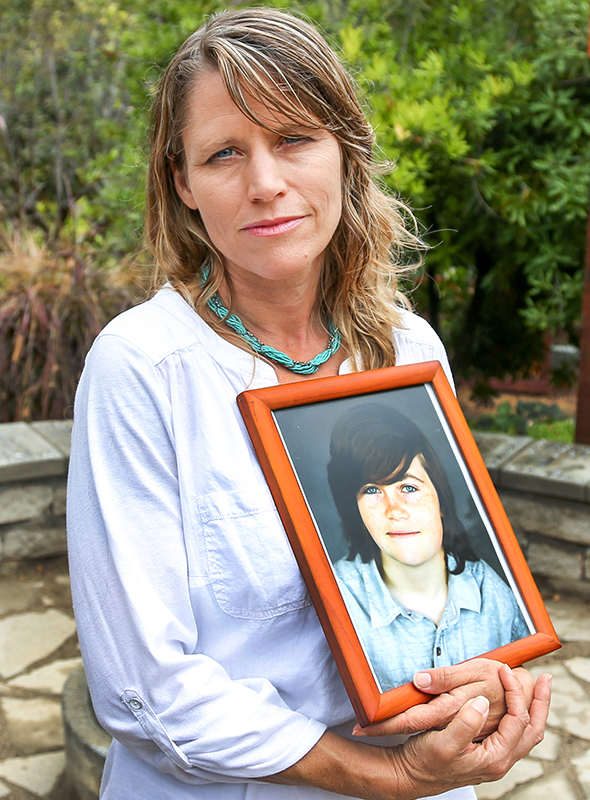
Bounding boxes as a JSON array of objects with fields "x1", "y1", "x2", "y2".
[{"x1": 527, "y1": 419, "x2": 575, "y2": 443}]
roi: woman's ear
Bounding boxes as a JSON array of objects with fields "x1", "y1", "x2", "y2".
[{"x1": 171, "y1": 162, "x2": 199, "y2": 210}]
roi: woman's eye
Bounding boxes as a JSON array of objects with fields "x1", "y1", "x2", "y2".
[
  {"x1": 400, "y1": 484, "x2": 418, "y2": 494},
  {"x1": 210, "y1": 147, "x2": 235, "y2": 161},
  {"x1": 283, "y1": 135, "x2": 310, "y2": 145}
]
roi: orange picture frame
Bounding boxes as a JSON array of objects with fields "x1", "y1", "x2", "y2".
[{"x1": 237, "y1": 362, "x2": 560, "y2": 726}]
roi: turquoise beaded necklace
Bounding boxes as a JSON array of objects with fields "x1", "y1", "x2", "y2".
[{"x1": 205, "y1": 288, "x2": 341, "y2": 375}]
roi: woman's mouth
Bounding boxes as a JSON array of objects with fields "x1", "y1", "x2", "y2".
[
  {"x1": 386, "y1": 531, "x2": 420, "y2": 537},
  {"x1": 241, "y1": 216, "x2": 305, "y2": 237}
]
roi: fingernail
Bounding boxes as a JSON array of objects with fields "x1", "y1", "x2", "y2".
[
  {"x1": 413, "y1": 672, "x2": 432, "y2": 689},
  {"x1": 352, "y1": 725, "x2": 366, "y2": 736},
  {"x1": 471, "y1": 696, "x2": 490, "y2": 715}
]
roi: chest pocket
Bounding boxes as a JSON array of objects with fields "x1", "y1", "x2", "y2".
[{"x1": 198, "y1": 488, "x2": 311, "y2": 619}]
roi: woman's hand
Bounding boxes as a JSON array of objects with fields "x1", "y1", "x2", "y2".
[
  {"x1": 390, "y1": 665, "x2": 551, "y2": 798},
  {"x1": 267, "y1": 665, "x2": 551, "y2": 800},
  {"x1": 353, "y1": 658, "x2": 536, "y2": 740}
]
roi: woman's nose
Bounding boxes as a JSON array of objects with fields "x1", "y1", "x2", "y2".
[{"x1": 246, "y1": 147, "x2": 287, "y2": 203}]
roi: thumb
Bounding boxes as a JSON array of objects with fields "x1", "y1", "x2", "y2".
[{"x1": 435, "y1": 695, "x2": 490, "y2": 754}]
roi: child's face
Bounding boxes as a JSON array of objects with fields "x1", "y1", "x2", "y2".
[{"x1": 356, "y1": 455, "x2": 444, "y2": 569}]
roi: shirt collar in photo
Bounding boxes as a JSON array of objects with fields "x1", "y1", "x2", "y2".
[{"x1": 358, "y1": 555, "x2": 483, "y2": 630}]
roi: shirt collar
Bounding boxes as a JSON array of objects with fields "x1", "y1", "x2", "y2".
[
  {"x1": 445, "y1": 560, "x2": 482, "y2": 620},
  {"x1": 355, "y1": 559, "x2": 406, "y2": 629},
  {"x1": 156, "y1": 285, "x2": 355, "y2": 385}
]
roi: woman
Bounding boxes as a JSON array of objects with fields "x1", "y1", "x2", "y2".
[
  {"x1": 328, "y1": 404, "x2": 530, "y2": 692},
  {"x1": 66, "y1": 8, "x2": 550, "y2": 800}
]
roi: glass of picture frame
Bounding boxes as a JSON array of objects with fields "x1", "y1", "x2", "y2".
[{"x1": 237, "y1": 361, "x2": 561, "y2": 726}]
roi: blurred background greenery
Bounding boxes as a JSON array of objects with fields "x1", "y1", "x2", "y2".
[{"x1": 0, "y1": 0, "x2": 588, "y2": 423}]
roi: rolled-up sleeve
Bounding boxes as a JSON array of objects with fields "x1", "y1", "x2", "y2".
[{"x1": 67, "y1": 332, "x2": 326, "y2": 784}]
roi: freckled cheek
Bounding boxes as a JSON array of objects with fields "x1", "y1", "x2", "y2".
[
  {"x1": 358, "y1": 494, "x2": 381, "y2": 509},
  {"x1": 421, "y1": 496, "x2": 441, "y2": 522},
  {"x1": 417, "y1": 497, "x2": 444, "y2": 544},
  {"x1": 358, "y1": 504, "x2": 387, "y2": 538}
]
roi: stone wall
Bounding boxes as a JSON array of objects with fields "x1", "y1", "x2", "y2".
[
  {"x1": 0, "y1": 421, "x2": 589, "y2": 596},
  {"x1": 0, "y1": 421, "x2": 71, "y2": 563},
  {"x1": 473, "y1": 431, "x2": 590, "y2": 598}
]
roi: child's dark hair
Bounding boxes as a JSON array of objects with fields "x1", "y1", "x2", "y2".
[{"x1": 327, "y1": 403, "x2": 478, "y2": 573}]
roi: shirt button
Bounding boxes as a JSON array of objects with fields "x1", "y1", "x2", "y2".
[
  {"x1": 129, "y1": 699, "x2": 142, "y2": 710},
  {"x1": 436, "y1": 647, "x2": 442, "y2": 656}
]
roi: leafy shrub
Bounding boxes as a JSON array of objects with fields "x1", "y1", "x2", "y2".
[
  {"x1": 0, "y1": 0, "x2": 588, "y2": 391},
  {"x1": 528, "y1": 419, "x2": 575, "y2": 442},
  {"x1": 333, "y1": 0, "x2": 590, "y2": 386}
]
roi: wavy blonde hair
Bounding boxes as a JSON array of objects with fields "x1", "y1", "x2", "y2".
[{"x1": 146, "y1": 7, "x2": 423, "y2": 369}]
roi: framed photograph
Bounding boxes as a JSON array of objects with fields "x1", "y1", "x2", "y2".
[{"x1": 237, "y1": 362, "x2": 561, "y2": 726}]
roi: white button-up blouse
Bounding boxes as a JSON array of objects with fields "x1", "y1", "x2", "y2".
[{"x1": 67, "y1": 286, "x2": 473, "y2": 800}]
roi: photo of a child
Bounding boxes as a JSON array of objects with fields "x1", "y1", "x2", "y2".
[{"x1": 327, "y1": 403, "x2": 530, "y2": 692}]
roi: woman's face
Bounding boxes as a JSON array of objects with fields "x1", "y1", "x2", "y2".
[
  {"x1": 356, "y1": 455, "x2": 444, "y2": 569},
  {"x1": 172, "y1": 69, "x2": 343, "y2": 289}
]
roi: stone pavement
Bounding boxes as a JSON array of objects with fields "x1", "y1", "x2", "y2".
[
  {"x1": 0, "y1": 556, "x2": 588, "y2": 799},
  {"x1": 0, "y1": 557, "x2": 79, "y2": 799},
  {"x1": 475, "y1": 591, "x2": 590, "y2": 800}
]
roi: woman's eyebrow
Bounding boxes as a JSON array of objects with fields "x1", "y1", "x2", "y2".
[{"x1": 193, "y1": 136, "x2": 235, "y2": 156}]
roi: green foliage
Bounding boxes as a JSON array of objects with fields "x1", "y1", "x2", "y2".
[
  {"x1": 528, "y1": 418, "x2": 575, "y2": 441},
  {"x1": 470, "y1": 399, "x2": 575, "y2": 442},
  {"x1": 0, "y1": 0, "x2": 588, "y2": 392},
  {"x1": 0, "y1": 0, "x2": 145, "y2": 260},
  {"x1": 326, "y1": 0, "x2": 589, "y2": 385},
  {"x1": 0, "y1": 0, "x2": 230, "y2": 258}
]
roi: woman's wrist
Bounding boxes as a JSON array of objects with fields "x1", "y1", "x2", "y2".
[
  {"x1": 264, "y1": 731, "x2": 417, "y2": 800},
  {"x1": 264, "y1": 666, "x2": 551, "y2": 800}
]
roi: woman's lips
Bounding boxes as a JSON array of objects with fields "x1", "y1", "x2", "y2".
[
  {"x1": 386, "y1": 531, "x2": 420, "y2": 537},
  {"x1": 241, "y1": 216, "x2": 305, "y2": 237}
]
